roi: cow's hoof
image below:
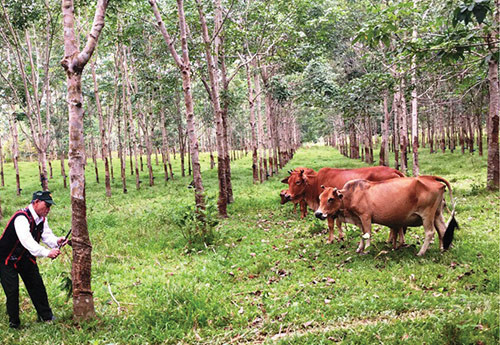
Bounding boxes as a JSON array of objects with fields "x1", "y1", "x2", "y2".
[{"x1": 337, "y1": 237, "x2": 345, "y2": 242}]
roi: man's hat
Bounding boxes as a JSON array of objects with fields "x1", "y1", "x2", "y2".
[{"x1": 32, "y1": 191, "x2": 55, "y2": 205}]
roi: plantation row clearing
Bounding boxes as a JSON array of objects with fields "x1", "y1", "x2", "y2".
[{"x1": 0, "y1": 145, "x2": 498, "y2": 344}]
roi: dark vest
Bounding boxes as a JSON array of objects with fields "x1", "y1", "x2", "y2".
[{"x1": 0, "y1": 208, "x2": 44, "y2": 266}]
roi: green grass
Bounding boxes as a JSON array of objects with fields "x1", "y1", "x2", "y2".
[{"x1": 0, "y1": 144, "x2": 498, "y2": 344}]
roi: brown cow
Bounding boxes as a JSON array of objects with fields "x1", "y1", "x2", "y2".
[
  {"x1": 315, "y1": 176, "x2": 458, "y2": 256},
  {"x1": 281, "y1": 167, "x2": 315, "y2": 219},
  {"x1": 282, "y1": 166, "x2": 405, "y2": 243},
  {"x1": 280, "y1": 189, "x2": 307, "y2": 218}
]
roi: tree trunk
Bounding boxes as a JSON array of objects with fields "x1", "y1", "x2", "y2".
[
  {"x1": 137, "y1": 109, "x2": 154, "y2": 187},
  {"x1": 254, "y1": 60, "x2": 265, "y2": 183},
  {"x1": 0, "y1": 137, "x2": 4, "y2": 187},
  {"x1": 91, "y1": 61, "x2": 111, "y2": 197},
  {"x1": 477, "y1": 111, "x2": 483, "y2": 156},
  {"x1": 160, "y1": 108, "x2": 173, "y2": 182},
  {"x1": 487, "y1": 58, "x2": 499, "y2": 190},
  {"x1": 117, "y1": 99, "x2": 127, "y2": 194},
  {"x1": 349, "y1": 122, "x2": 359, "y2": 159},
  {"x1": 9, "y1": 115, "x2": 21, "y2": 195},
  {"x1": 393, "y1": 92, "x2": 400, "y2": 169},
  {"x1": 149, "y1": 0, "x2": 205, "y2": 209},
  {"x1": 196, "y1": 0, "x2": 228, "y2": 215},
  {"x1": 379, "y1": 90, "x2": 390, "y2": 166},
  {"x1": 61, "y1": 0, "x2": 108, "y2": 320},
  {"x1": 60, "y1": 150, "x2": 67, "y2": 189},
  {"x1": 122, "y1": 49, "x2": 140, "y2": 189},
  {"x1": 411, "y1": 95, "x2": 419, "y2": 176},
  {"x1": 245, "y1": 60, "x2": 259, "y2": 183},
  {"x1": 90, "y1": 133, "x2": 99, "y2": 184},
  {"x1": 398, "y1": 81, "x2": 408, "y2": 175}
]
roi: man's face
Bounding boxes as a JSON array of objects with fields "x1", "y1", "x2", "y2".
[{"x1": 33, "y1": 199, "x2": 51, "y2": 217}]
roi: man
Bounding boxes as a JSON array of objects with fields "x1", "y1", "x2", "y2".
[{"x1": 0, "y1": 191, "x2": 68, "y2": 329}]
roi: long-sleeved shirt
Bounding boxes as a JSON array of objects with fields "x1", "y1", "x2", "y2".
[{"x1": 13, "y1": 204, "x2": 59, "y2": 257}]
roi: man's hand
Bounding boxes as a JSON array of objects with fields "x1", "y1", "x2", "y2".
[
  {"x1": 57, "y1": 237, "x2": 69, "y2": 248},
  {"x1": 48, "y1": 248, "x2": 61, "y2": 259}
]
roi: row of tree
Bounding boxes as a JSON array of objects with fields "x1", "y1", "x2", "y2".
[{"x1": 0, "y1": 0, "x2": 497, "y2": 322}]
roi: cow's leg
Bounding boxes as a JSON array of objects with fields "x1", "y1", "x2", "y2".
[
  {"x1": 293, "y1": 202, "x2": 297, "y2": 214},
  {"x1": 390, "y1": 227, "x2": 405, "y2": 249},
  {"x1": 336, "y1": 218, "x2": 344, "y2": 241},
  {"x1": 387, "y1": 230, "x2": 395, "y2": 244},
  {"x1": 417, "y1": 217, "x2": 435, "y2": 256},
  {"x1": 300, "y1": 200, "x2": 307, "y2": 219},
  {"x1": 356, "y1": 216, "x2": 372, "y2": 253},
  {"x1": 397, "y1": 227, "x2": 405, "y2": 248},
  {"x1": 434, "y1": 213, "x2": 447, "y2": 250},
  {"x1": 327, "y1": 217, "x2": 336, "y2": 243}
]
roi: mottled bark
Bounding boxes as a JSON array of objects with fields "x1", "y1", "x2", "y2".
[
  {"x1": 149, "y1": 0, "x2": 205, "y2": 209},
  {"x1": 117, "y1": 98, "x2": 127, "y2": 194},
  {"x1": 487, "y1": 58, "x2": 499, "y2": 190},
  {"x1": 9, "y1": 115, "x2": 21, "y2": 195},
  {"x1": 91, "y1": 60, "x2": 110, "y2": 197},
  {"x1": 244, "y1": 59, "x2": 258, "y2": 183},
  {"x1": 60, "y1": 150, "x2": 67, "y2": 189},
  {"x1": 160, "y1": 108, "x2": 174, "y2": 182},
  {"x1": 393, "y1": 92, "x2": 400, "y2": 169},
  {"x1": 61, "y1": 0, "x2": 109, "y2": 320},
  {"x1": 380, "y1": 90, "x2": 390, "y2": 166},
  {"x1": 122, "y1": 49, "x2": 140, "y2": 189},
  {"x1": 411, "y1": 0, "x2": 419, "y2": 176},
  {"x1": 398, "y1": 81, "x2": 408, "y2": 174},
  {"x1": 0, "y1": 137, "x2": 4, "y2": 187},
  {"x1": 196, "y1": 0, "x2": 228, "y2": 215},
  {"x1": 137, "y1": 110, "x2": 154, "y2": 187}
]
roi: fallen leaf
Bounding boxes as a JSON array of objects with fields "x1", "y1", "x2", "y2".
[{"x1": 302, "y1": 320, "x2": 313, "y2": 328}]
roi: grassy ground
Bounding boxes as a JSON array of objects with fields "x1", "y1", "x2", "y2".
[{"x1": 0, "y1": 144, "x2": 498, "y2": 344}]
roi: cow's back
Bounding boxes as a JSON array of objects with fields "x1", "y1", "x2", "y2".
[{"x1": 317, "y1": 166, "x2": 403, "y2": 190}]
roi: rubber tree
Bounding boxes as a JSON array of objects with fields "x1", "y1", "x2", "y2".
[{"x1": 60, "y1": 0, "x2": 109, "y2": 321}]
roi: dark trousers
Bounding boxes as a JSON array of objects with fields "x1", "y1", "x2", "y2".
[{"x1": 0, "y1": 257, "x2": 53, "y2": 324}]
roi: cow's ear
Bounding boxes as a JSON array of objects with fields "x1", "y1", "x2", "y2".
[
  {"x1": 321, "y1": 185, "x2": 325, "y2": 189},
  {"x1": 281, "y1": 177, "x2": 289, "y2": 184}
]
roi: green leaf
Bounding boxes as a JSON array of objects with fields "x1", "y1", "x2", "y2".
[{"x1": 472, "y1": 6, "x2": 488, "y2": 24}]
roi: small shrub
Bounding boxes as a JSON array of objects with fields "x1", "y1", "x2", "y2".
[
  {"x1": 170, "y1": 197, "x2": 219, "y2": 250},
  {"x1": 467, "y1": 182, "x2": 485, "y2": 196}
]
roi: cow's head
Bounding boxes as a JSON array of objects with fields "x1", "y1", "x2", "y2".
[
  {"x1": 284, "y1": 169, "x2": 314, "y2": 201},
  {"x1": 315, "y1": 186, "x2": 343, "y2": 220},
  {"x1": 279, "y1": 189, "x2": 289, "y2": 204}
]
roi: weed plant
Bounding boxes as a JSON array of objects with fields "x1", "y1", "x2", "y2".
[{"x1": 0, "y1": 144, "x2": 497, "y2": 344}]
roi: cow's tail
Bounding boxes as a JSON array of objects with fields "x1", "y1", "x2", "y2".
[
  {"x1": 432, "y1": 176, "x2": 455, "y2": 209},
  {"x1": 432, "y1": 176, "x2": 458, "y2": 250},
  {"x1": 443, "y1": 211, "x2": 459, "y2": 249}
]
